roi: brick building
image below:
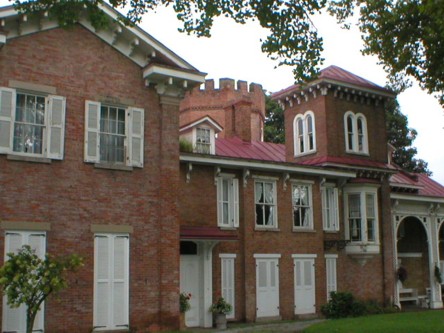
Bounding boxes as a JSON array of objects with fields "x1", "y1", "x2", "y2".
[
  {"x1": 1, "y1": 3, "x2": 444, "y2": 333},
  {"x1": 178, "y1": 68, "x2": 444, "y2": 327}
]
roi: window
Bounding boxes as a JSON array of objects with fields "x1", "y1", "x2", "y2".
[
  {"x1": 220, "y1": 254, "x2": 236, "y2": 319},
  {"x1": 293, "y1": 111, "x2": 316, "y2": 156},
  {"x1": 344, "y1": 187, "x2": 379, "y2": 243},
  {"x1": 217, "y1": 176, "x2": 239, "y2": 228},
  {"x1": 3, "y1": 231, "x2": 46, "y2": 333},
  {"x1": 344, "y1": 111, "x2": 368, "y2": 154},
  {"x1": 321, "y1": 186, "x2": 339, "y2": 231},
  {"x1": 195, "y1": 127, "x2": 211, "y2": 154},
  {"x1": 292, "y1": 183, "x2": 313, "y2": 229},
  {"x1": 94, "y1": 233, "x2": 129, "y2": 331},
  {"x1": 325, "y1": 254, "x2": 338, "y2": 300},
  {"x1": 0, "y1": 87, "x2": 66, "y2": 159},
  {"x1": 255, "y1": 180, "x2": 277, "y2": 228},
  {"x1": 85, "y1": 101, "x2": 144, "y2": 167}
]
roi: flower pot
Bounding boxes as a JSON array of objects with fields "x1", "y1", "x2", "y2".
[
  {"x1": 215, "y1": 313, "x2": 227, "y2": 330},
  {"x1": 179, "y1": 312, "x2": 186, "y2": 331}
]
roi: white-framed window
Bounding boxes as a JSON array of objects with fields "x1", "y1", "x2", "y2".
[
  {"x1": 325, "y1": 254, "x2": 338, "y2": 300},
  {"x1": 217, "y1": 175, "x2": 239, "y2": 228},
  {"x1": 220, "y1": 254, "x2": 236, "y2": 319},
  {"x1": 293, "y1": 111, "x2": 316, "y2": 156},
  {"x1": 255, "y1": 180, "x2": 277, "y2": 228},
  {"x1": 195, "y1": 127, "x2": 212, "y2": 154},
  {"x1": 0, "y1": 87, "x2": 66, "y2": 159},
  {"x1": 321, "y1": 186, "x2": 339, "y2": 231},
  {"x1": 344, "y1": 111, "x2": 368, "y2": 154},
  {"x1": 85, "y1": 101, "x2": 144, "y2": 167},
  {"x1": 292, "y1": 183, "x2": 313, "y2": 229},
  {"x1": 94, "y1": 233, "x2": 129, "y2": 331},
  {"x1": 3, "y1": 231, "x2": 46, "y2": 333},
  {"x1": 344, "y1": 186, "x2": 379, "y2": 243}
]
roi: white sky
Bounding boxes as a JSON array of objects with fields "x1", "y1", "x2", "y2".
[
  {"x1": 140, "y1": 7, "x2": 444, "y2": 185},
  {"x1": 2, "y1": 2, "x2": 442, "y2": 184}
]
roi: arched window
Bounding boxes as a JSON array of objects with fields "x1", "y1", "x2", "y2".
[
  {"x1": 344, "y1": 111, "x2": 368, "y2": 154},
  {"x1": 293, "y1": 111, "x2": 316, "y2": 156}
]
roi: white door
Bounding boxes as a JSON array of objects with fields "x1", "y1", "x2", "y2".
[
  {"x1": 294, "y1": 258, "x2": 316, "y2": 315},
  {"x1": 256, "y1": 258, "x2": 279, "y2": 318},
  {"x1": 180, "y1": 255, "x2": 200, "y2": 327}
]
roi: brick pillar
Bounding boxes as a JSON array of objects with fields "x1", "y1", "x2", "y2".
[
  {"x1": 232, "y1": 100, "x2": 252, "y2": 142},
  {"x1": 157, "y1": 93, "x2": 181, "y2": 330}
]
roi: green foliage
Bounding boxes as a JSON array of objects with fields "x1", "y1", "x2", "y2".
[
  {"x1": 329, "y1": 0, "x2": 444, "y2": 105},
  {"x1": 385, "y1": 98, "x2": 431, "y2": 175},
  {"x1": 179, "y1": 138, "x2": 193, "y2": 153},
  {"x1": 321, "y1": 291, "x2": 365, "y2": 319},
  {"x1": 179, "y1": 292, "x2": 191, "y2": 313},
  {"x1": 264, "y1": 95, "x2": 285, "y2": 144},
  {"x1": 0, "y1": 245, "x2": 83, "y2": 333},
  {"x1": 435, "y1": 265, "x2": 442, "y2": 284},
  {"x1": 210, "y1": 296, "x2": 232, "y2": 315}
]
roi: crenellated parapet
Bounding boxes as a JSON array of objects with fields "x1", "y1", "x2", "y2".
[{"x1": 179, "y1": 78, "x2": 266, "y2": 142}]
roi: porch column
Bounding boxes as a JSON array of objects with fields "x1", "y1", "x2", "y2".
[
  {"x1": 202, "y1": 241, "x2": 217, "y2": 327},
  {"x1": 429, "y1": 213, "x2": 443, "y2": 308}
]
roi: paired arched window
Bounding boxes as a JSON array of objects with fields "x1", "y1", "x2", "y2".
[
  {"x1": 344, "y1": 111, "x2": 368, "y2": 154},
  {"x1": 293, "y1": 111, "x2": 316, "y2": 156}
]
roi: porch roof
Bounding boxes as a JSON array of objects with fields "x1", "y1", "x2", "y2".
[{"x1": 180, "y1": 226, "x2": 238, "y2": 241}]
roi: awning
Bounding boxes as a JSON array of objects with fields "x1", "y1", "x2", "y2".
[{"x1": 180, "y1": 226, "x2": 238, "y2": 241}]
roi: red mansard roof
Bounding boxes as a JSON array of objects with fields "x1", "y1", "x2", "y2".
[
  {"x1": 216, "y1": 137, "x2": 286, "y2": 162},
  {"x1": 391, "y1": 171, "x2": 444, "y2": 198}
]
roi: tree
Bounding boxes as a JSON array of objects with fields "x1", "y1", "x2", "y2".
[
  {"x1": 10, "y1": 0, "x2": 444, "y2": 105},
  {"x1": 264, "y1": 95, "x2": 285, "y2": 144},
  {"x1": 0, "y1": 245, "x2": 83, "y2": 333},
  {"x1": 328, "y1": 0, "x2": 444, "y2": 106},
  {"x1": 385, "y1": 99, "x2": 431, "y2": 175}
]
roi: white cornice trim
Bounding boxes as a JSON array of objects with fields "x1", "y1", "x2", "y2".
[
  {"x1": 390, "y1": 193, "x2": 444, "y2": 203},
  {"x1": 180, "y1": 154, "x2": 356, "y2": 178}
]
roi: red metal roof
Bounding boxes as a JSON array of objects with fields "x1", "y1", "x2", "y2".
[
  {"x1": 272, "y1": 65, "x2": 392, "y2": 99},
  {"x1": 298, "y1": 155, "x2": 395, "y2": 170},
  {"x1": 180, "y1": 226, "x2": 238, "y2": 241},
  {"x1": 216, "y1": 137, "x2": 286, "y2": 162},
  {"x1": 390, "y1": 171, "x2": 444, "y2": 198}
]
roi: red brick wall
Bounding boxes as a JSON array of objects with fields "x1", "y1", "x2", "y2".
[
  {"x1": 284, "y1": 92, "x2": 388, "y2": 164},
  {"x1": 0, "y1": 25, "x2": 180, "y2": 332}
]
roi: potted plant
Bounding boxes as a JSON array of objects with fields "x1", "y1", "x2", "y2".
[
  {"x1": 179, "y1": 292, "x2": 191, "y2": 330},
  {"x1": 210, "y1": 297, "x2": 232, "y2": 330}
]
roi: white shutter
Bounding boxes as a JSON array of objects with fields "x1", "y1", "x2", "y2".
[
  {"x1": 325, "y1": 256, "x2": 337, "y2": 300},
  {"x1": 47, "y1": 95, "x2": 66, "y2": 160},
  {"x1": 0, "y1": 87, "x2": 15, "y2": 153},
  {"x1": 321, "y1": 187, "x2": 327, "y2": 230},
  {"x1": 333, "y1": 188, "x2": 339, "y2": 231},
  {"x1": 232, "y1": 178, "x2": 239, "y2": 228},
  {"x1": 95, "y1": 235, "x2": 111, "y2": 328},
  {"x1": 221, "y1": 256, "x2": 235, "y2": 319},
  {"x1": 216, "y1": 177, "x2": 223, "y2": 226},
  {"x1": 128, "y1": 107, "x2": 144, "y2": 167},
  {"x1": 112, "y1": 235, "x2": 129, "y2": 328},
  {"x1": 85, "y1": 100, "x2": 101, "y2": 163}
]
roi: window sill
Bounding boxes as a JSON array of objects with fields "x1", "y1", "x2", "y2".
[
  {"x1": 294, "y1": 150, "x2": 317, "y2": 158},
  {"x1": 323, "y1": 230, "x2": 340, "y2": 234},
  {"x1": 293, "y1": 228, "x2": 316, "y2": 233},
  {"x1": 219, "y1": 226, "x2": 237, "y2": 231},
  {"x1": 254, "y1": 227, "x2": 280, "y2": 232},
  {"x1": 7, "y1": 154, "x2": 52, "y2": 164},
  {"x1": 345, "y1": 151, "x2": 370, "y2": 156},
  {"x1": 94, "y1": 163, "x2": 133, "y2": 172}
]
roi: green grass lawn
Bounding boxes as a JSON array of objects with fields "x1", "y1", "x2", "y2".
[{"x1": 303, "y1": 310, "x2": 444, "y2": 333}]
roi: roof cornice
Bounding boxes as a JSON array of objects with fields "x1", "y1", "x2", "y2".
[
  {"x1": 391, "y1": 193, "x2": 444, "y2": 203},
  {"x1": 180, "y1": 154, "x2": 356, "y2": 178}
]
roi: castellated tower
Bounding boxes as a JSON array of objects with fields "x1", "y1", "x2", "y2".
[{"x1": 180, "y1": 78, "x2": 265, "y2": 142}]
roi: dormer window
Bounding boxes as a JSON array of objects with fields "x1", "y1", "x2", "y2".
[
  {"x1": 179, "y1": 116, "x2": 222, "y2": 156},
  {"x1": 344, "y1": 111, "x2": 368, "y2": 154},
  {"x1": 196, "y1": 127, "x2": 211, "y2": 154},
  {"x1": 293, "y1": 111, "x2": 316, "y2": 156}
]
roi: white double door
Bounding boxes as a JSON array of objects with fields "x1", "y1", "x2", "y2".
[
  {"x1": 255, "y1": 256, "x2": 280, "y2": 318},
  {"x1": 294, "y1": 256, "x2": 316, "y2": 315}
]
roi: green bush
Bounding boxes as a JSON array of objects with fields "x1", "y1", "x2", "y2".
[{"x1": 321, "y1": 292, "x2": 390, "y2": 319}]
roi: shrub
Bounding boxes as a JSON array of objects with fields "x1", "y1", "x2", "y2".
[
  {"x1": 179, "y1": 139, "x2": 193, "y2": 153},
  {"x1": 321, "y1": 291, "x2": 366, "y2": 319}
]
